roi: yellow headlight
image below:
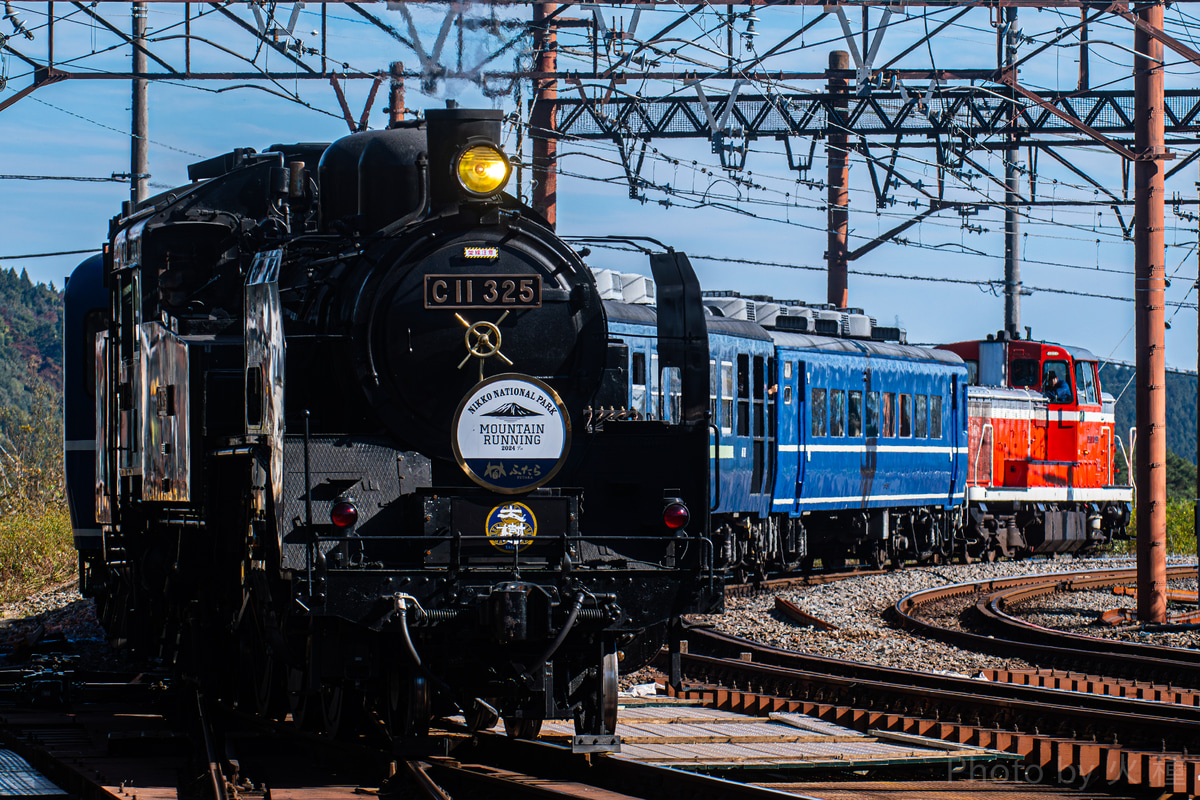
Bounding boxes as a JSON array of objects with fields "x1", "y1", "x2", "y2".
[{"x1": 456, "y1": 145, "x2": 511, "y2": 196}]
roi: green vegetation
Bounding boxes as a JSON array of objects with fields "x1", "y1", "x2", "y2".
[
  {"x1": 0, "y1": 271, "x2": 74, "y2": 601},
  {"x1": 0, "y1": 382, "x2": 75, "y2": 601},
  {"x1": 0, "y1": 267, "x2": 64, "y2": 419},
  {"x1": 1103, "y1": 363, "x2": 1197, "y2": 466},
  {"x1": 1112, "y1": 451, "x2": 1200, "y2": 556}
]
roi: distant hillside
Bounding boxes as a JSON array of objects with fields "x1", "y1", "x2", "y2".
[
  {"x1": 1102, "y1": 364, "x2": 1197, "y2": 465},
  {"x1": 0, "y1": 268, "x2": 64, "y2": 415}
]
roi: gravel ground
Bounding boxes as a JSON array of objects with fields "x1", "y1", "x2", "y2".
[
  {"x1": 0, "y1": 580, "x2": 113, "y2": 669},
  {"x1": 1013, "y1": 580, "x2": 1200, "y2": 648},
  {"x1": 5, "y1": 559, "x2": 1197, "y2": 684},
  {"x1": 687, "y1": 556, "x2": 1200, "y2": 676}
]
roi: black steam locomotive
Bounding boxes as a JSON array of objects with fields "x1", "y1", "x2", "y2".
[{"x1": 64, "y1": 107, "x2": 718, "y2": 747}]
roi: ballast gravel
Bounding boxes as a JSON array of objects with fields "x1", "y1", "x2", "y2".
[
  {"x1": 0, "y1": 580, "x2": 112, "y2": 669},
  {"x1": 4, "y1": 558, "x2": 1198, "y2": 681},
  {"x1": 691, "y1": 556, "x2": 1200, "y2": 676}
]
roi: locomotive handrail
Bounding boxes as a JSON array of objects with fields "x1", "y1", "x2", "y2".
[
  {"x1": 709, "y1": 422, "x2": 721, "y2": 511},
  {"x1": 971, "y1": 422, "x2": 993, "y2": 486},
  {"x1": 1120, "y1": 427, "x2": 1135, "y2": 488}
]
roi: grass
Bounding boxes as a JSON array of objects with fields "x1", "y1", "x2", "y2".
[
  {"x1": 0, "y1": 503, "x2": 77, "y2": 604},
  {"x1": 1112, "y1": 498, "x2": 1199, "y2": 557}
]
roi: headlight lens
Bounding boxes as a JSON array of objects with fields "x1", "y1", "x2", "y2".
[{"x1": 456, "y1": 145, "x2": 511, "y2": 196}]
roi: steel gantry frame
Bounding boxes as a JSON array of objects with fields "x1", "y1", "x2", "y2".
[{"x1": 1, "y1": 0, "x2": 1192, "y2": 621}]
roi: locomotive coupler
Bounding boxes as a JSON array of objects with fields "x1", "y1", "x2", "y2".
[{"x1": 487, "y1": 582, "x2": 553, "y2": 644}]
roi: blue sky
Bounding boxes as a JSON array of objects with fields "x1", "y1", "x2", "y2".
[{"x1": 3, "y1": 1, "x2": 1200, "y2": 382}]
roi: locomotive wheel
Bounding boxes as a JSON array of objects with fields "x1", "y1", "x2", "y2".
[
  {"x1": 574, "y1": 651, "x2": 618, "y2": 736},
  {"x1": 386, "y1": 670, "x2": 430, "y2": 737},
  {"x1": 286, "y1": 667, "x2": 321, "y2": 731},
  {"x1": 503, "y1": 717, "x2": 543, "y2": 740},
  {"x1": 321, "y1": 684, "x2": 365, "y2": 738},
  {"x1": 466, "y1": 698, "x2": 501, "y2": 732},
  {"x1": 252, "y1": 651, "x2": 289, "y2": 721}
]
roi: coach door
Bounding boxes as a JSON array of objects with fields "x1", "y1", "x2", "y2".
[
  {"x1": 750, "y1": 354, "x2": 771, "y2": 499},
  {"x1": 794, "y1": 361, "x2": 806, "y2": 500}
]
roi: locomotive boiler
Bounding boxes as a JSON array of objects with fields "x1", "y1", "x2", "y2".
[{"x1": 65, "y1": 107, "x2": 719, "y2": 748}]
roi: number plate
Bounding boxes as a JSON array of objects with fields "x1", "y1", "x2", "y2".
[{"x1": 424, "y1": 274, "x2": 542, "y2": 309}]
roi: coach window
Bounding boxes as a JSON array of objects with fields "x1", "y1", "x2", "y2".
[
  {"x1": 881, "y1": 392, "x2": 895, "y2": 437},
  {"x1": 812, "y1": 388, "x2": 827, "y2": 437},
  {"x1": 848, "y1": 390, "x2": 863, "y2": 437},
  {"x1": 899, "y1": 394, "x2": 912, "y2": 437},
  {"x1": 650, "y1": 354, "x2": 659, "y2": 418},
  {"x1": 1074, "y1": 361, "x2": 1099, "y2": 406},
  {"x1": 865, "y1": 392, "x2": 879, "y2": 437},
  {"x1": 914, "y1": 394, "x2": 928, "y2": 438},
  {"x1": 1011, "y1": 359, "x2": 1039, "y2": 388},
  {"x1": 632, "y1": 351, "x2": 647, "y2": 415},
  {"x1": 661, "y1": 367, "x2": 681, "y2": 423},
  {"x1": 753, "y1": 356, "x2": 765, "y2": 437},
  {"x1": 830, "y1": 389, "x2": 845, "y2": 436},
  {"x1": 930, "y1": 395, "x2": 943, "y2": 439},
  {"x1": 965, "y1": 360, "x2": 979, "y2": 385},
  {"x1": 737, "y1": 353, "x2": 750, "y2": 436},
  {"x1": 721, "y1": 362, "x2": 734, "y2": 435},
  {"x1": 709, "y1": 359, "x2": 717, "y2": 422}
]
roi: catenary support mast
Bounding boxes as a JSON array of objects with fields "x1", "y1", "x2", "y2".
[
  {"x1": 131, "y1": 2, "x2": 148, "y2": 205},
  {"x1": 827, "y1": 50, "x2": 849, "y2": 308},
  {"x1": 531, "y1": 3, "x2": 558, "y2": 227},
  {"x1": 1135, "y1": 0, "x2": 1168, "y2": 624},
  {"x1": 1003, "y1": 6, "x2": 1022, "y2": 338}
]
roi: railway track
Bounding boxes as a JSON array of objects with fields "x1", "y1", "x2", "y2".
[
  {"x1": 662, "y1": 564, "x2": 1200, "y2": 795},
  {"x1": 894, "y1": 565, "x2": 1200, "y2": 685},
  {"x1": 0, "y1": 562, "x2": 1190, "y2": 798}
]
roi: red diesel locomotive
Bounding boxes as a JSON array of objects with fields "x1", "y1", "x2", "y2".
[{"x1": 939, "y1": 334, "x2": 1132, "y2": 560}]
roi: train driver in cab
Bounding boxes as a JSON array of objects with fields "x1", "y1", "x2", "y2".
[{"x1": 1042, "y1": 367, "x2": 1072, "y2": 404}]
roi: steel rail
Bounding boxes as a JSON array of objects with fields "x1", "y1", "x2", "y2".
[
  {"x1": 978, "y1": 574, "x2": 1200, "y2": 663},
  {"x1": 678, "y1": 624, "x2": 1200, "y2": 748},
  {"x1": 670, "y1": 647, "x2": 1200, "y2": 753},
  {"x1": 725, "y1": 567, "x2": 888, "y2": 598},
  {"x1": 428, "y1": 730, "x2": 810, "y2": 800},
  {"x1": 891, "y1": 565, "x2": 1200, "y2": 684}
]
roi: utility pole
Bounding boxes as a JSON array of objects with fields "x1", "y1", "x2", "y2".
[
  {"x1": 1195, "y1": 170, "x2": 1199, "y2": 595},
  {"x1": 131, "y1": 2, "x2": 148, "y2": 206},
  {"x1": 827, "y1": 50, "x2": 849, "y2": 309},
  {"x1": 531, "y1": 3, "x2": 558, "y2": 227},
  {"x1": 1135, "y1": 0, "x2": 1168, "y2": 624},
  {"x1": 387, "y1": 61, "x2": 406, "y2": 128},
  {"x1": 1003, "y1": 6, "x2": 1022, "y2": 338}
]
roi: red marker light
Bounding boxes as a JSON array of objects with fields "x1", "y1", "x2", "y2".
[
  {"x1": 663, "y1": 502, "x2": 690, "y2": 530},
  {"x1": 331, "y1": 501, "x2": 359, "y2": 528}
]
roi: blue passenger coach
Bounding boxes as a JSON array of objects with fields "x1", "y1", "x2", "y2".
[
  {"x1": 63, "y1": 255, "x2": 108, "y2": 566},
  {"x1": 599, "y1": 274, "x2": 968, "y2": 577},
  {"x1": 770, "y1": 333, "x2": 968, "y2": 569}
]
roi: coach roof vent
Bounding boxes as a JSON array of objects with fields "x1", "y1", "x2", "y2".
[
  {"x1": 871, "y1": 325, "x2": 906, "y2": 343},
  {"x1": 703, "y1": 296, "x2": 756, "y2": 321},
  {"x1": 843, "y1": 312, "x2": 874, "y2": 339},
  {"x1": 622, "y1": 274, "x2": 656, "y2": 305},
  {"x1": 591, "y1": 269, "x2": 625, "y2": 301},
  {"x1": 754, "y1": 302, "x2": 783, "y2": 327},
  {"x1": 773, "y1": 314, "x2": 811, "y2": 333},
  {"x1": 768, "y1": 305, "x2": 815, "y2": 331}
]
